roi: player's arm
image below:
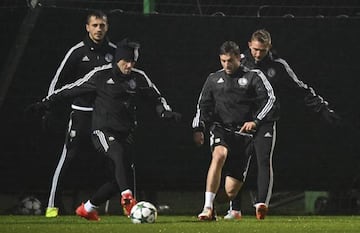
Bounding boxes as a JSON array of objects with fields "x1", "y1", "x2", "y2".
[
  {"x1": 275, "y1": 58, "x2": 340, "y2": 124},
  {"x1": 44, "y1": 67, "x2": 98, "y2": 106},
  {"x1": 26, "y1": 68, "x2": 97, "y2": 116},
  {"x1": 136, "y1": 69, "x2": 181, "y2": 121},
  {"x1": 242, "y1": 69, "x2": 275, "y2": 132},
  {"x1": 192, "y1": 76, "x2": 215, "y2": 145},
  {"x1": 47, "y1": 44, "x2": 82, "y2": 96}
]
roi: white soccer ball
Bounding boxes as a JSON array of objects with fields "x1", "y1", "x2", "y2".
[
  {"x1": 19, "y1": 196, "x2": 42, "y2": 215},
  {"x1": 130, "y1": 201, "x2": 157, "y2": 224}
]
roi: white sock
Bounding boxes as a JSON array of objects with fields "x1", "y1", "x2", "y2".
[
  {"x1": 121, "y1": 189, "x2": 133, "y2": 196},
  {"x1": 254, "y1": 202, "x2": 267, "y2": 208},
  {"x1": 84, "y1": 200, "x2": 98, "y2": 212},
  {"x1": 204, "y1": 192, "x2": 216, "y2": 209},
  {"x1": 229, "y1": 201, "x2": 233, "y2": 211}
]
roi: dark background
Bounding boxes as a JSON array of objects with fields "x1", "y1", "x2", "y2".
[{"x1": 0, "y1": 6, "x2": 359, "y2": 203}]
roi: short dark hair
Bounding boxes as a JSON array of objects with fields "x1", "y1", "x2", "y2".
[
  {"x1": 219, "y1": 41, "x2": 240, "y2": 56},
  {"x1": 86, "y1": 10, "x2": 108, "y2": 24}
]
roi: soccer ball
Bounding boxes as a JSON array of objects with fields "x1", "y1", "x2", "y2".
[
  {"x1": 18, "y1": 196, "x2": 42, "y2": 215},
  {"x1": 130, "y1": 201, "x2": 157, "y2": 224}
]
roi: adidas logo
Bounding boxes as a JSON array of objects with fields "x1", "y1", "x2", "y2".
[
  {"x1": 217, "y1": 77, "x2": 224, "y2": 83},
  {"x1": 264, "y1": 132, "x2": 272, "y2": 137},
  {"x1": 82, "y1": 56, "x2": 90, "y2": 61},
  {"x1": 106, "y1": 78, "x2": 115, "y2": 84}
]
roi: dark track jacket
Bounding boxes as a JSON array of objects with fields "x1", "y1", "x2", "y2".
[
  {"x1": 47, "y1": 35, "x2": 116, "y2": 111},
  {"x1": 45, "y1": 63, "x2": 172, "y2": 135},
  {"x1": 241, "y1": 49, "x2": 333, "y2": 122},
  {"x1": 192, "y1": 67, "x2": 275, "y2": 131}
]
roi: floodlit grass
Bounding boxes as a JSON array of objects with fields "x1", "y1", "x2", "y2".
[{"x1": 0, "y1": 215, "x2": 360, "y2": 233}]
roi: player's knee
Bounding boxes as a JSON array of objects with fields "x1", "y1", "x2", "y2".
[
  {"x1": 212, "y1": 146, "x2": 227, "y2": 163},
  {"x1": 225, "y1": 188, "x2": 238, "y2": 200}
]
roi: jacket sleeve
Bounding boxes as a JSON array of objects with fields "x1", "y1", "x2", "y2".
[
  {"x1": 251, "y1": 69, "x2": 276, "y2": 125},
  {"x1": 45, "y1": 67, "x2": 98, "y2": 104},
  {"x1": 152, "y1": 83, "x2": 173, "y2": 117},
  {"x1": 136, "y1": 69, "x2": 173, "y2": 116},
  {"x1": 47, "y1": 43, "x2": 82, "y2": 96},
  {"x1": 275, "y1": 58, "x2": 332, "y2": 113},
  {"x1": 192, "y1": 75, "x2": 214, "y2": 131}
]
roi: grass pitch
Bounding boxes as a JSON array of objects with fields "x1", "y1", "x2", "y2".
[{"x1": 0, "y1": 215, "x2": 359, "y2": 233}]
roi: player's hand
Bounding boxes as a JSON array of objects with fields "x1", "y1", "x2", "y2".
[
  {"x1": 193, "y1": 131, "x2": 204, "y2": 146},
  {"x1": 24, "y1": 100, "x2": 50, "y2": 117},
  {"x1": 41, "y1": 110, "x2": 52, "y2": 131},
  {"x1": 321, "y1": 107, "x2": 341, "y2": 126},
  {"x1": 240, "y1": 121, "x2": 257, "y2": 133},
  {"x1": 161, "y1": 111, "x2": 182, "y2": 122}
]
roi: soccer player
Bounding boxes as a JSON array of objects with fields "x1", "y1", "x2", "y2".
[
  {"x1": 30, "y1": 38, "x2": 181, "y2": 221},
  {"x1": 223, "y1": 29, "x2": 340, "y2": 220},
  {"x1": 192, "y1": 41, "x2": 275, "y2": 221},
  {"x1": 44, "y1": 10, "x2": 116, "y2": 218}
]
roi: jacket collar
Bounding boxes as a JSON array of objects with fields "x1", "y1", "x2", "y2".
[
  {"x1": 83, "y1": 34, "x2": 109, "y2": 51},
  {"x1": 112, "y1": 63, "x2": 132, "y2": 80},
  {"x1": 243, "y1": 49, "x2": 274, "y2": 68},
  {"x1": 224, "y1": 66, "x2": 245, "y2": 78}
]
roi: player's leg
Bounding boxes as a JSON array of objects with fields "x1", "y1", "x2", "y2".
[
  {"x1": 198, "y1": 145, "x2": 228, "y2": 220},
  {"x1": 224, "y1": 176, "x2": 243, "y2": 219},
  {"x1": 45, "y1": 144, "x2": 68, "y2": 217},
  {"x1": 198, "y1": 125, "x2": 231, "y2": 221},
  {"x1": 223, "y1": 134, "x2": 252, "y2": 220},
  {"x1": 68, "y1": 111, "x2": 95, "y2": 210},
  {"x1": 76, "y1": 177, "x2": 117, "y2": 221},
  {"x1": 253, "y1": 121, "x2": 276, "y2": 219},
  {"x1": 91, "y1": 131, "x2": 136, "y2": 215},
  {"x1": 76, "y1": 131, "x2": 125, "y2": 221},
  {"x1": 46, "y1": 112, "x2": 77, "y2": 217},
  {"x1": 76, "y1": 138, "x2": 134, "y2": 220}
]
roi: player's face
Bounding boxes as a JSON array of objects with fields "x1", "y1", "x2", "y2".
[
  {"x1": 118, "y1": 59, "x2": 135, "y2": 75},
  {"x1": 248, "y1": 40, "x2": 271, "y2": 62},
  {"x1": 219, "y1": 53, "x2": 241, "y2": 75},
  {"x1": 86, "y1": 16, "x2": 108, "y2": 43}
]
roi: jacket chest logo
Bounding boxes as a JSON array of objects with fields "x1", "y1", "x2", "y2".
[
  {"x1": 106, "y1": 78, "x2": 115, "y2": 84},
  {"x1": 267, "y1": 68, "x2": 276, "y2": 78},
  {"x1": 105, "y1": 53, "x2": 113, "y2": 62},
  {"x1": 82, "y1": 56, "x2": 90, "y2": 62},
  {"x1": 238, "y1": 77, "x2": 248, "y2": 87},
  {"x1": 217, "y1": 77, "x2": 224, "y2": 83},
  {"x1": 128, "y1": 79, "x2": 136, "y2": 89}
]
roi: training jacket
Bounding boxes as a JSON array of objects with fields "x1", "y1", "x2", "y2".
[
  {"x1": 47, "y1": 35, "x2": 116, "y2": 111},
  {"x1": 192, "y1": 67, "x2": 275, "y2": 131},
  {"x1": 46, "y1": 63, "x2": 172, "y2": 134},
  {"x1": 241, "y1": 49, "x2": 332, "y2": 122}
]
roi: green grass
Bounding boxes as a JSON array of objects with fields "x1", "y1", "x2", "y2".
[{"x1": 1, "y1": 215, "x2": 360, "y2": 233}]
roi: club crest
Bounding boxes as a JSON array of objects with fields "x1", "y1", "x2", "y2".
[
  {"x1": 105, "y1": 53, "x2": 113, "y2": 62},
  {"x1": 267, "y1": 68, "x2": 276, "y2": 78},
  {"x1": 128, "y1": 79, "x2": 136, "y2": 89},
  {"x1": 238, "y1": 77, "x2": 248, "y2": 87}
]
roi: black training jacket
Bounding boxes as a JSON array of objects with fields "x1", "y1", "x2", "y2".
[
  {"x1": 46, "y1": 63, "x2": 172, "y2": 134},
  {"x1": 241, "y1": 49, "x2": 332, "y2": 122},
  {"x1": 47, "y1": 35, "x2": 116, "y2": 110},
  {"x1": 192, "y1": 67, "x2": 275, "y2": 131}
]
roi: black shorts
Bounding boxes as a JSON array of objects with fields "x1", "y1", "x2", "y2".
[{"x1": 209, "y1": 124, "x2": 252, "y2": 181}]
